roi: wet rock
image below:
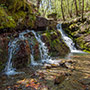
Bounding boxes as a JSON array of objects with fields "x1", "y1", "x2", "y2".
[
  {"x1": 65, "y1": 62, "x2": 74, "y2": 69},
  {"x1": 51, "y1": 63, "x2": 59, "y2": 68},
  {"x1": 35, "y1": 16, "x2": 49, "y2": 30},
  {"x1": 54, "y1": 74, "x2": 66, "y2": 85},
  {"x1": 13, "y1": 41, "x2": 30, "y2": 69},
  {"x1": 0, "y1": 33, "x2": 11, "y2": 72},
  {"x1": 67, "y1": 60, "x2": 76, "y2": 64},
  {"x1": 84, "y1": 35, "x2": 90, "y2": 42},
  {"x1": 44, "y1": 64, "x2": 52, "y2": 69},
  {"x1": 59, "y1": 61, "x2": 67, "y2": 68},
  {"x1": 47, "y1": 13, "x2": 57, "y2": 20},
  {"x1": 64, "y1": 73, "x2": 72, "y2": 76},
  {"x1": 59, "y1": 60, "x2": 75, "y2": 70},
  {"x1": 33, "y1": 42, "x2": 40, "y2": 61},
  {"x1": 41, "y1": 30, "x2": 70, "y2": 57},
  {"x1": 79, "y1": 78, "x2": 90, "y2": 85}
]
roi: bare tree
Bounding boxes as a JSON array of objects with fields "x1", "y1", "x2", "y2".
[
  {"x1": 70, "y1": 0, "x2": 74, "y2": 18},
  {"x1": 86, "y1": 0, "x2": 89, "y2": 11},
  {"x1": 61, "y1": 0, "x2": 66, "y2": 21},
  {"x1": 82, "y1": 0, "x2": 84, "y2": 21},
  {"x1": 78, "y1": 0, "x2": 82, "y2": 13},
  {"x1": 67, "y1": 0, "x2": 72, "y2": 18},
  {"x1": 74, "y1": 0, "x2": 78, "y2": 16}
]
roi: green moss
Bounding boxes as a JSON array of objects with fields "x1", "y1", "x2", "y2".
[
  {"x1": 0, "y1": 0, "x2": 36, "y2": 30},
  {"x1": 13, "y1": 11, "x2": 26, "y2": 21},
  {"x1": 69, "y1": 24, "x2": 78, "y2": 32},
  {"x1": 76, "y1": 35, "x2": 90, "y2": 52},
  {"x1": 42, "y1": 30, "x2": 70, "y2": 57},
  {"x1": 0, "y1": 7, "x2": 16, "y2": 29}
]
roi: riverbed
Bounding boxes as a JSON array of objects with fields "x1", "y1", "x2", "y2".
[{"x1": 0, "y1": 53, "x2": 90, "y2": 90}]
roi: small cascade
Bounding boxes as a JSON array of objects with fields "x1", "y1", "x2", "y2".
[
  {"x1": 5, "y1": 30, "x2": 57, "y2": 75},
  {"x1": 57, "y1": 24, "x2": 84, "y2": 53},
  {"x1": 4, "y1": 38, "x2": 20, "y2": 75},
  {"x1": 28, "y1": 30, "x2": 51, "y2": 63}
]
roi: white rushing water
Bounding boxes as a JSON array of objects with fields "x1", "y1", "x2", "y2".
[
  {"x1": 5, "y1": 24, "x2": 86, "y2": 75},
  {"x1": 57, "y1": 24, "x2": 85, "y2": 53},
  {"x1": 5, "y1": 30, "x2": 60, "y2": 75}
]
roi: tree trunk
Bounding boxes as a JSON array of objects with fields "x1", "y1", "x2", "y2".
[
  {"x1": 86, "y1": 0, "x2": 89, "y2": 11},
  {"x1": 67, "y1": 0, "x2": 72, "y2": 18},
  {"x1": 74, "y1": 0, "x2": 78, "y2": 16},
  {"x1": 37, "y1": 0, "x2": 41, "y2": 9},
  {"x1": 61, "y1": 0, "x2": 66, "y2": 21},
  {"x1": 79, "y1": 0, "x2": 82, "y2": 13},
  {"x1": 82, "y1": 0, "x2": 84, "y2": 21},
  {"x1": 70, "y1": 0, "x2": 74, "y2": 18}
]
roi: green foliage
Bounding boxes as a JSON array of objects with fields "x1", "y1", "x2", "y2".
[
  {"x1": 39, "y1": 0, "x2": 90, "y2": 19},
  {"x1": 0, "y1": 0, "x2": 37, "y2": 30},
  {"x1": 0, "y1": 4, "x2": 7, "y2": 9}
]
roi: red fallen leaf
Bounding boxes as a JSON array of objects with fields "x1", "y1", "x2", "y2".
[{"x1": 26, "y1": 84, "x2": 31, "y2": 87}]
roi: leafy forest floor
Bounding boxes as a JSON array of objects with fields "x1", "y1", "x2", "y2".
[{"x1": 0, "y1": 53, "x2": 90, "y2": 90}]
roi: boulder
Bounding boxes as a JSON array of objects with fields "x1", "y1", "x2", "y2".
[
  {"x1": 35, "y1": 16, "x2": 49, "y2": 30},
  {"x1": 54, "y1": 73, "x2": 66, "y2": 85},
  {"x1": 47, "y1": 13, "x2": 57, "y2": 20},
  {"x1": 0, "y1": 33, "x2": 11, "y2": 72},
  {"x1": 12, "y1": 33, "x2": 41, "y2": 68},
  {"x1": 41, "y1": 30, "x2": 70, "y2": 57},
  {"x1": 13, "y1": 40, "x2": 31, "y2": 69}
]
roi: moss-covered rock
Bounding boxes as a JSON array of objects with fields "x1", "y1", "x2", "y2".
[
  {"x1": 62, "y1": 15, "x2": 90, "y2": 53},
  {"x1": 0, "y1": 7, "x2": 16, "y2": 29},
  {"x1": 76, "y1": 34, "x2": 90, "y2": 52},
  {"x1": 41, "y1": 30, "x2": 70, "y2": 57},
  {"x1": 0, "y1": 0, "x2": 37, "y2": 31}
]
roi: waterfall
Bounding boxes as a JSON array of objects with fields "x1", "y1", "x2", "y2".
[
  {"x1": 57, "y1": 24, "x2": 85, "y2": 53},
  {"x1": 28, "y1": 30, "x2": 51, "y2": 63},
  {"x1": 5, "y1": 30, "x2": 58, "y2": 75}
]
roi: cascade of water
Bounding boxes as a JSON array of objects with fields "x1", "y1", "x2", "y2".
[
  {"x1": 4, "y1": 31, "x2": 31, "y2": 75},
  {"x1": 28, "y1": 30, "x2": 51, "y2": 63},
  {"x1": 4, "y1": 38, "x2": 20, "y2": 75},
  {"x1": 57, "y1": 24, "x2": 85, "y2": 53},
  {"x1": 26, "y1": 30, "x2": 61, "y2": 64},
  {"x1": 5, "y1": 30, "x2": 56, "y2": 75}
]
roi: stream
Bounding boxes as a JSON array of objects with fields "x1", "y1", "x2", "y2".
[{"x1": 0, "y1": 24, "x2": 90, "y2": 90}]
